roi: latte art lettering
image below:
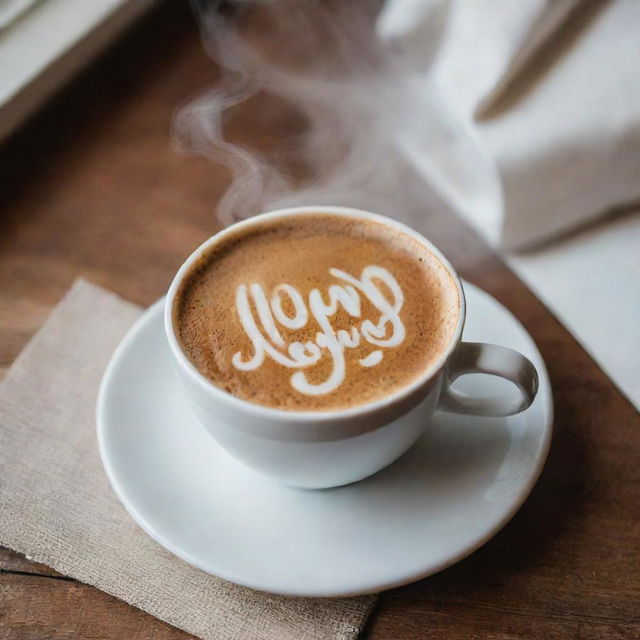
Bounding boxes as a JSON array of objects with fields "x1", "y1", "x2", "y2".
[{"x1": 232, "y1": 266, "x2": 405, "y2": 395}]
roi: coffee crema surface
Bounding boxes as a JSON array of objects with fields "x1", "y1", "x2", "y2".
[{"x1": 174, "y1": 214, "x2": 460, "y2": 411}]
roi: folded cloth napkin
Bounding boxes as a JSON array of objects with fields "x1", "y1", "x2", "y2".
[
  {"x1": 378, "y1": 0, "x2": 640, "y2": 250},
  {"x1": 0, "y1": 279, "x2": 375, "y2": 640}
]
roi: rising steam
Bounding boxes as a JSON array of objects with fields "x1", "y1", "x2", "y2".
[{"x1": 172, "y1": 0, "x2": 496, "y2": 230}]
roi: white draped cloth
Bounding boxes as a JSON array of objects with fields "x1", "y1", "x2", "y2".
[
  {"x1": 0, "y1": 0, "x2": 40, "y2": 30},
  {"x1": 378, "y1": 0, "x2": 640, "y2": 407}
]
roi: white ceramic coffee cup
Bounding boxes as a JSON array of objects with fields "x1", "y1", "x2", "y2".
[{"x1": 165, "y1": 206, "x2": 538, "y2": 489}]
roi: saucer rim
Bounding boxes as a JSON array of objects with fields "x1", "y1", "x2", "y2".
[{"x1": 96, "y1": 282, "x2": 553, "y2": 597}]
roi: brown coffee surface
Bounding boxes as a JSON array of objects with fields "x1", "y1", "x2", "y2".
[{"x1": 174, "y1": 213, "x2": 460, "y2": 411}]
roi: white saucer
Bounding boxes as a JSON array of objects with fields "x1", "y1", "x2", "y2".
[{"x1": 97, "y1": 281, "x2": 552, "y2": 597}]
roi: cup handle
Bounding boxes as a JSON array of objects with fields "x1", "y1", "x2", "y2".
[{"x1": 438, "y1": 342, "x2": 539, "y2": 417}]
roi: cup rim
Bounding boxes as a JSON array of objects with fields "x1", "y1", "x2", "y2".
[{"x1": 164, "y1": 205, "x2": 466, "y2": 423}]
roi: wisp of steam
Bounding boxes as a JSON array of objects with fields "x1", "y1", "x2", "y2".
[{"x1": 173, "y1": 0, "x2": 497, "y2": 231}]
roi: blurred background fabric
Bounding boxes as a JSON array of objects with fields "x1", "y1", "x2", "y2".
[
  {"x1": 378, "y1": 0, "x2": 640, "y2": 249},
  {"x1": 0, "y1": 0, "x2": 40, "y2": 31},
  {"x1": 378, "y1": 0, "x2": 640, "y2": 408}
]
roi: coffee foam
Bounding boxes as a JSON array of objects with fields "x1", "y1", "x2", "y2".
[{"x1": 174, "y1": 213, "x2": 460, "y2": 411}]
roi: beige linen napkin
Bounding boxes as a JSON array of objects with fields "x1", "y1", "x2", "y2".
[{"x1": 0, "y1": 279, "x2": 376, "y2": 640}]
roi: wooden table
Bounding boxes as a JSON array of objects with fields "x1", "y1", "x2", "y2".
[{"x1": 1, "y1": 3, "x2": 638, "y2": 638}]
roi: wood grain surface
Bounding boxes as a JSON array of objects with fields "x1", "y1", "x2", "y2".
[{"x1": 1, "y1": 2, "x2": 638, "y2": 639}]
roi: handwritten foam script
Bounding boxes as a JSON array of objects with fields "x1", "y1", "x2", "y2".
[{"x1": 232, "y1": 266, "x2": 405, "y2": 395}]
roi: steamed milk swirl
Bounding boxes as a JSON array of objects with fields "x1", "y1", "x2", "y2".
[
  {"x1": 175, "y1": 214, "x2": 459, "y2": 411},
  {"x1": 232, "y1": 266, "x2": 405, "y2": 395}
]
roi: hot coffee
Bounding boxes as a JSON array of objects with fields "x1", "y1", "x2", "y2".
[{"x1": 174, "y1": 212, "x2": 460, "y2": 411}]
